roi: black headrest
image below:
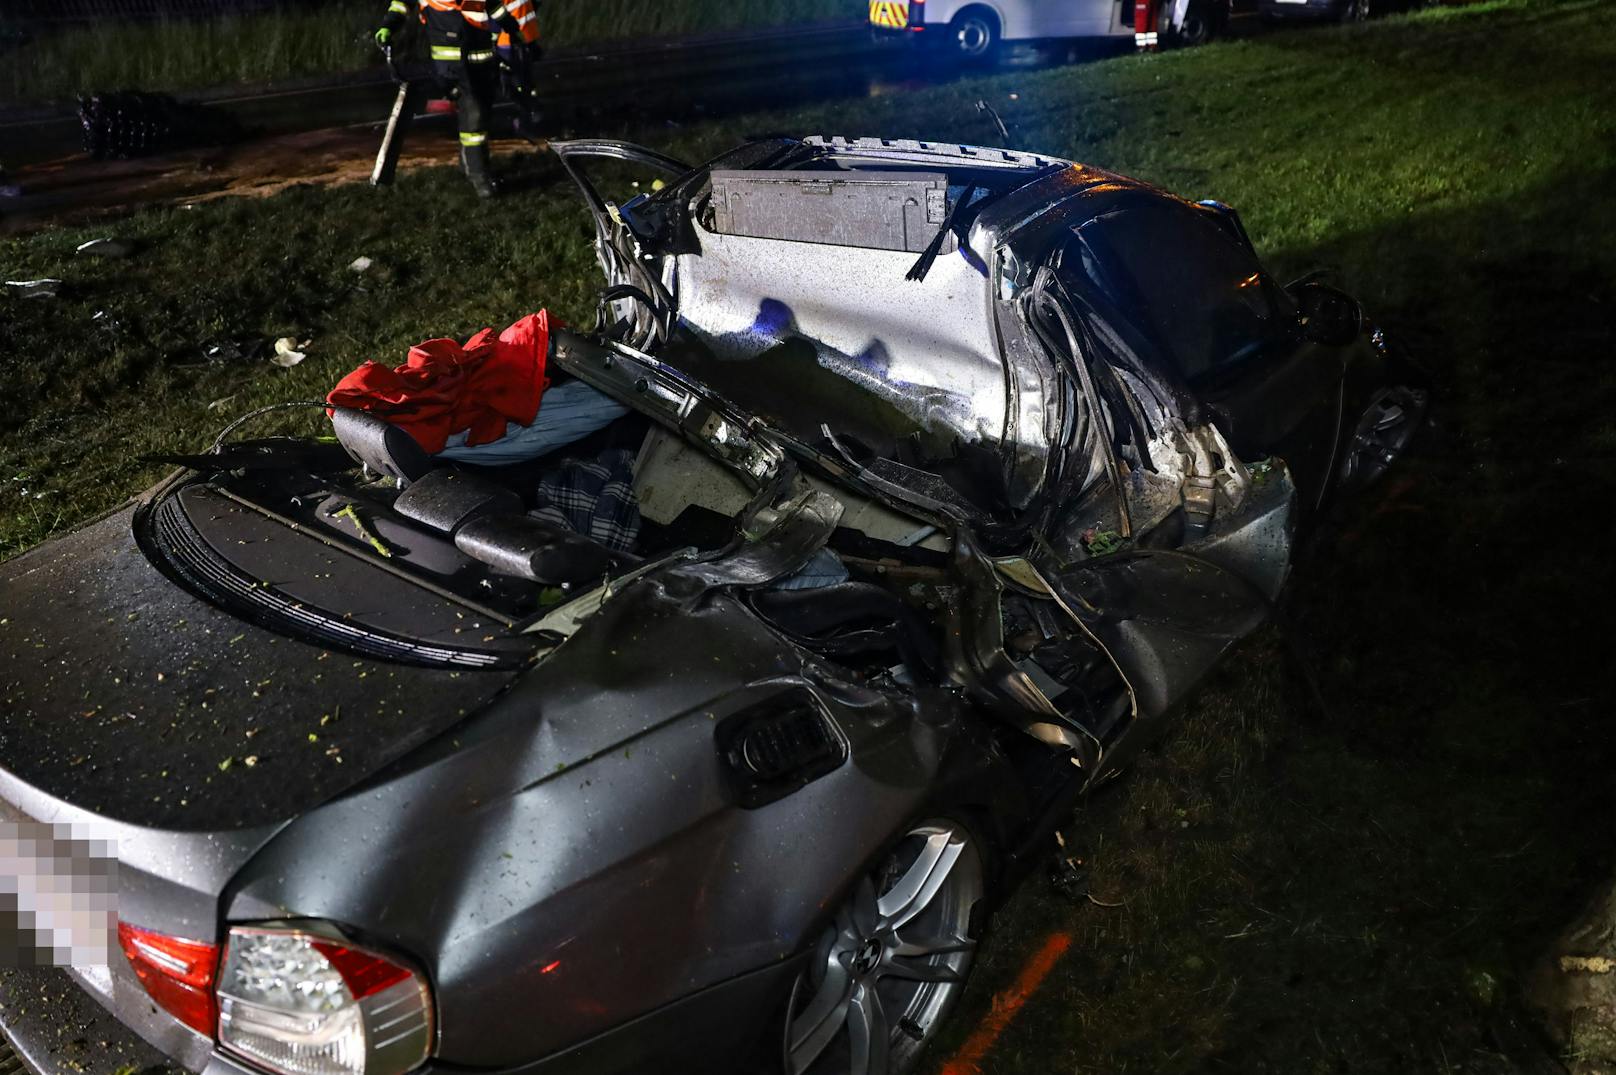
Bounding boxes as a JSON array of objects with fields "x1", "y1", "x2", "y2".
[
  {"x1": 455, "y1": 513, "x2": 638, "y2": 586},
  {"x1": 331, "y1": 409, "x2": 432, "y2": 484},
  {"x1": 393, "y1": 468, "x2": 523, "y2": 535}
]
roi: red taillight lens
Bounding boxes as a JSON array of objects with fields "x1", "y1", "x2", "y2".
[
  {"x1": 117, "y1": 921, "x2": 219, "y2": 1036},
  {"x1": 309, "y1": 940, "x2": 413, "y2": 999}
]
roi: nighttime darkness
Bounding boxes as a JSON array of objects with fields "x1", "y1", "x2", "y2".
[{"x1": 1, "y1": 1, "x2": 1613, "y2": 1074}]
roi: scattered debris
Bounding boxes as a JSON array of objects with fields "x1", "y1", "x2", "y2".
[
  {"x1": 207, "y1": 394, "x2": 239, "y2": 412},
  {"x1": 271, "y1": 336, "x2": 309, "y2": 368},
  {"x1": 75, "y1": 237, "x2": 134, "y2": 259},
  {"x1": 349, "y1": 256, "x2": 374, "y2": 273},
  {"x1": 1082, "y1": 527, "x2": 1125, "y2": 556},
  {"x1": 5, "y1": 278, "x2": 62, "y2": 299},
  {"x1": 202, "y1": 338, "x2": 265, "y2": 365},
  {"x1": 331, "y1": 503, "x2": 394, "y2": 558},
  {"x1": 1049, "y1": 851, "x2": 1090, "y2": 902},
  {"x1": 976, "y1": 98, "x2": 1011, "y2": 142}
]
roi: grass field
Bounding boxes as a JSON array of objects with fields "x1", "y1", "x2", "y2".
[
  {"x1": 2, "y1": 0, "x2": 1614, "y2": 1070},
  {"x1": 0, "y1": 0, "x2": 850, "y2": 106}
]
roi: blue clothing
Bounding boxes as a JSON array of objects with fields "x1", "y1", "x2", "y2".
[{"x1": 437, "y1": 380, "x2": 628, "y2": 465}]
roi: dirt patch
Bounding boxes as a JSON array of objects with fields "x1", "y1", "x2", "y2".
[{"x1": 1, "y1": 123, "x2": 515, "y2": 234}]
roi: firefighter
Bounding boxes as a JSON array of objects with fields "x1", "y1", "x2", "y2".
[
  {"x1": 374, "y1": 0, "x2": 540, "y2": 197},
  {"x1": 1134, "y1": 0, "x2": 1162, "y2": 50}
]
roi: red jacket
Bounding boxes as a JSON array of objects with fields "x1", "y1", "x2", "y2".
[{"x1": 328, "y1": 310, "x2": 553, "y2": 454}]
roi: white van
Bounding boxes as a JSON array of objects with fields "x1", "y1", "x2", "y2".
[{"x1": 868, "y1": 0, "x2": 1225, "y2": 57}]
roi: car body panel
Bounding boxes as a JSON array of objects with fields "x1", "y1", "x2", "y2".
[{"x1": 871, "y1": 0, "x2": 1136, "y2": 41}]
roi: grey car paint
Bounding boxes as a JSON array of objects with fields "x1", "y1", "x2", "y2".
[{"x1": 1, "y1": 134, "x2": 1423, "y2": 1075}]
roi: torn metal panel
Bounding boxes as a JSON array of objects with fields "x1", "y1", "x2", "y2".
[{"x1": 1040, "y1": 548, "x2": 1271, "y2": 728}]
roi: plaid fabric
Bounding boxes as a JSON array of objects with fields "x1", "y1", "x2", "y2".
[{"x1": 530, "y1": 446, "x2": 641, "y2": 553}]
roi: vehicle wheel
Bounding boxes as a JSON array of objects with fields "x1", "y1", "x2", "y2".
[
  {"x1": 949, "y1": 9, "x2": 1000, "y2": 62},
  {"x1": 1337, "y1": 384, "x2": 1428, "y2": 491},
  {"x1": 1169, "y1": 1, "x2": 1219, "y2": 46},
  {"x1": 784, "y1": 818, "x2": 987, "y2": 1075}
]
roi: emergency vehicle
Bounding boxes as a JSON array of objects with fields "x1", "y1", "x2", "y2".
[{"x1": 868, "y1": 0, "x2": 1226, "y2": 57}]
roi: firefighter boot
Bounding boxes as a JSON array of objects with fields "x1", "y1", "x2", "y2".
[{"x1": 460, "y1": 143, "x2": 498, "y2": 199}]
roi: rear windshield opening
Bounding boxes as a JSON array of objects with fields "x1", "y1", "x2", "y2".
[{"x1": 1057, "y1": 199, "x2": 1297, "y2": 386}]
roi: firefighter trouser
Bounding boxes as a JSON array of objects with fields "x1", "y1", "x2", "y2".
[
  {"x1": 1135, "y1": 0, "x2": 1161, "y2": 49},
  {"x1": 431, "y1": 53, "x2": 498, "y2": 150}
]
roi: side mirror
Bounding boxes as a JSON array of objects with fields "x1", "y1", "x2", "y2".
[{"x1": 1294, "y1": 282, "x2": 1363, "y2": 347}]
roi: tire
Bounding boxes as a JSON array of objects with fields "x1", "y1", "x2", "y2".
[
  {"x1": 1168, "y1": 0, "x2": 1220, "y2": 46},
  {"x1": 948, "y1": 9, "x2": 1000, "y2": 62},
  {"x1": 783, "y1": 816, "x2": 989, "y2": 1075}
]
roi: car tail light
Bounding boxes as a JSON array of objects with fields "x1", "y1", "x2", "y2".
[
  {"x1": 217, "y1": 926, "x2": 433, "y2": 1075},
  {"x1": 118, "y1": 921, "x2": 220, "y2": 1036}
]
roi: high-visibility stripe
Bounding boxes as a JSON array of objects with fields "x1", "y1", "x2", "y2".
[
  {"x1": 465, "y1": 48, "x2": 495, "y2": 61},
  {"x1": 430, "y1": 43, "x2": 461, "y2": 60},
  {"x1": 388, "y1": 0, "x2": 407, "y2": 13},
  {"x1": 459, "y1": 131, "x2": 487, "y2": 146},
  {"x1": 489, "y1": 4, "x2": 507, "y2": 18},
  {"x1": 868, "y1": 0, "x2": 911, "y2": 29}
]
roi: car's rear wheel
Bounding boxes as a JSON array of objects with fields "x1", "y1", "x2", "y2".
[{"x1": 785, "y1": 818, "x2": 986, "y2": 1075}]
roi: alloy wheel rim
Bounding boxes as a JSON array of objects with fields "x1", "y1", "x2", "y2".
[
  {"x1": 1341, "y1": 385, "x2": 1426, "y2": 487},
  {"x1": 787, "y1": 821, "x2": 983, "y2": 1075}
]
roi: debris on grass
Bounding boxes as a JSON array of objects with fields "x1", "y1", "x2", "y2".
[
  {"x1": 75, "y1": 237, "x2": 134, "y2": 258},
  {"x1": 271, "y1": 336, "x2": 309, "y2": 368},
  {"x1": 202, "y1": 338, "x2": 264, "y2": 365},
  {"x1": 349, "y1": 255, "x2": 374, "y2": 273},
  {"x1": 5, "y1": 278, "x2": 62, "y2": 299}
]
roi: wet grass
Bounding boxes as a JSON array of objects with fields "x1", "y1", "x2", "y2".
[
  {"x1": 2, "y1": 0, "x2": 1614, "y2": 1070},
  {"x1": 0, "y1": 0, "x2": 850, "y2": 107}
]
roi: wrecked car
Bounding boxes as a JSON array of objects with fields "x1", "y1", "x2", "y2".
[{"x1": 0, "y1": 135, "x2": 1424, "y2": 1075}]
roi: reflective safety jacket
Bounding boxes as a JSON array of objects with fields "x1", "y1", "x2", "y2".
[
  {"x1": 495, "y1": 0, "x2": 540, "y2": 46},
  {"x1": 380, "y1": 0, "x2": 536, "y2": 66}
]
